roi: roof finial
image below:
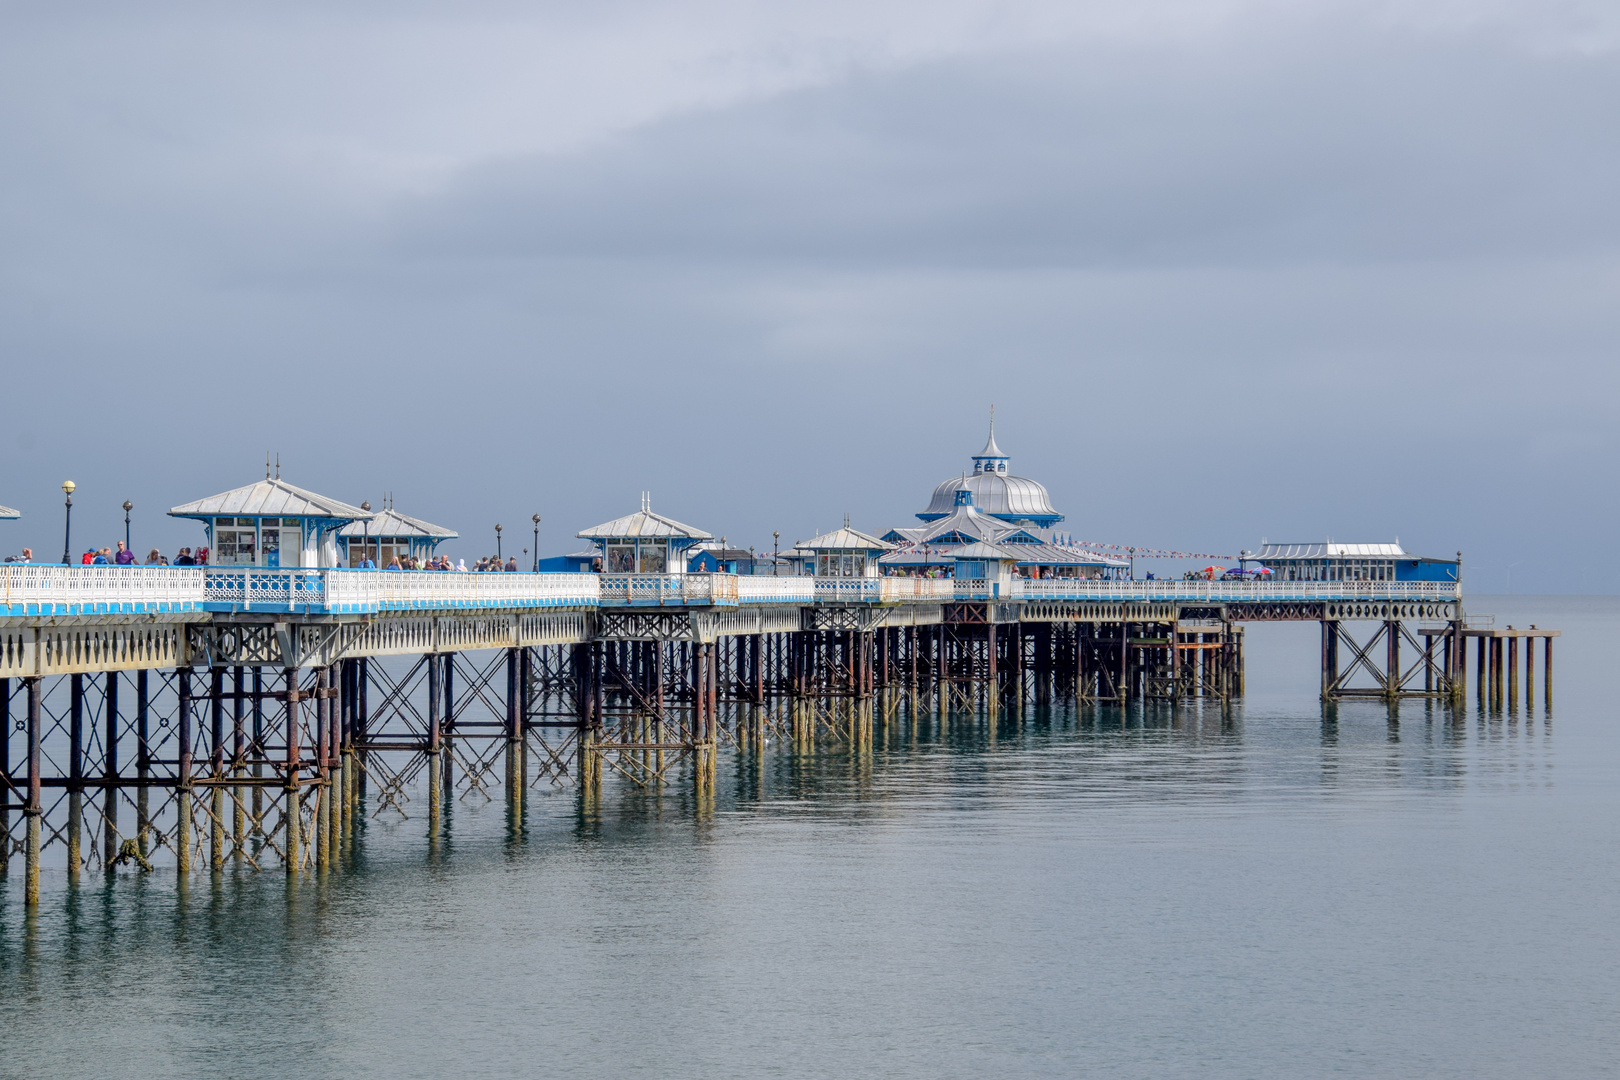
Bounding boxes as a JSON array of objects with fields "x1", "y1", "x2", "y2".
[
  {"x1": 844, "y1": 512, "x2": 851, "y2": 529},
  {"x1": 266, "y1": 452, "x2": 272, "y2": 480},
  {"x1": 274, "y1": 453, "x2": 280, "y2": 480}
]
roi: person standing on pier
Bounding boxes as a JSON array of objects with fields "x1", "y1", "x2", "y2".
[{"x1": 115, "y1": 541, "x2": 135, "y2": 565}]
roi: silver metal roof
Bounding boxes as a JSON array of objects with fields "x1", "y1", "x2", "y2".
[
  {"x1": 1256, "y1": 542, "x2": 1411, "y2": 559},
  {"x1": 890, "y1": 503, "x2": 1017, "y2": 546},
  {"x1": 0, "y1": 505, "x2": 18, "y2": 520},
  {"x1": 169, "y1": 477, "x2": 370, "y2": 522},
  {"x1": 337, "y1": 507, "x2": 457, "y2": 540},
  {"x1": 796, "y1": 526, "x2": 895, "y2": 552},
  {"x1": 923, "y1": 472, "x2": 1059, "y2": 521},
  {"x1": 577, "y1": 495, "x2": 713, "y2": 541},
  {"x1": 949, "y1": 541, "x2": 1023, "y2": 561}
]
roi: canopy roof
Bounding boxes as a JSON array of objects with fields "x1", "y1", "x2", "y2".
[
  {"x1": 169, "y1": 477, "x2": 370, "y2": 522},
  {"x1": 577, "y1": 495, "x2": 712, "y2": 541},
  {"x1": 1255, "y1": 542, "x2": 1411, "y2": 560},
  {"x1": 0, "y1": 504, "x2": 18, "y2": 520},
  {"x1": 797, "y1": 526, "x2": 895, "y2": 552},
  {"x1": 949, "y1": 542, "x2": 1024, "y2": 561},
  {"x1": 337, "y1": 507, "x2": 457, "y2": 540}
]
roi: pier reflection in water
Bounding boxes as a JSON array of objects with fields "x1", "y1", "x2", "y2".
[{"x1": 0, "y1": 598, "x2": 1611, "y2": 1080}]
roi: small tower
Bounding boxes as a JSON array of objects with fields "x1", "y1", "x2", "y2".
[{"x1": 972, "y1": 412, "x2": 1009, "y2": 476}]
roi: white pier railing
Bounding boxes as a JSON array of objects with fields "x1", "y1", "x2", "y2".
[
  {"x1": 320, "y1": 570, "x2": 600, "y2": 612},
  {"x1": 1011, "y1": 579, "x2": 1461, "y2": 602},
  {"x1": 1, "y1": 565, "x2": 207, "y2": 616},
  {"x1": 0, "y1": 566, "x2": 1461, "y2": 619},
  {"x1": 737, "y1": 576, "x2": 817, "y2": 604}
]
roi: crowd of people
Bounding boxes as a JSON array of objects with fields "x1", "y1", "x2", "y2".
[
  {"x1": 3, "y1": 544, "x2": 530, "y2": 570},
  {"x1": 3, "y1": 543, "x2": 209, "y2": 565},
  {"x1": 349, "y1": 553, "x2": 520, "y2": 572}
]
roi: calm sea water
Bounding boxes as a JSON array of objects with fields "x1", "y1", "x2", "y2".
[{"x1": 2, "y1": 596, "x2": 1616, "y2": 1079}]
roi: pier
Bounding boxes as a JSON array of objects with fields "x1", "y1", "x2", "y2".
[{"x1": 0, "y1": 433, "x2": 1554, "y2": 902}]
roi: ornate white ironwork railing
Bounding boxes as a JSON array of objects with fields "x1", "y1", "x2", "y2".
[
  {"x1": 814, "y1": 578, "x2": 880, "y2": 602},
  {"x1": 737, "y1": 576, "x2": 816, "y2": 603},
  {"x1": 1012, "y1": 579, "x2": 1461, "y2": 602},
  {"x1": 204, "y1": 568, "x2": 328, "y2": 610},
  {"x1": 598, "y1": 574, "x2": 684, "y2": 604},
  {"x1": 322, "y1": 570, "x2": 599, "y2": 612},
  {"x1": 1, "y1": 565, "x2": 207, "y2": 616}
]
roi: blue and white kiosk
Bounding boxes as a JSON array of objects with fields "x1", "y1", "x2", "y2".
[
  {"x1": 169, "y1": 475, "x2": 371, "y2": 568},
  {"x1": 950, "y1": 542, "x2": 1022, "y2": 598},
  {"x1": 337, "y1": 498, "x2": 458, "y2": 567},
  {"x1": 796, "y1": 523, "x2": 894, "y2": 579},
  {"x1": 577, "y1": 495, "x2": 712, "y2": 575}
]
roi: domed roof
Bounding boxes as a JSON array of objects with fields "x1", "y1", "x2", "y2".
[
  {"x1": 917, "y1": 422, "x2": 1063, "y2": 525},
  {"x1": 921, "y1": 473, "x2": 1061, "y2": 524}
]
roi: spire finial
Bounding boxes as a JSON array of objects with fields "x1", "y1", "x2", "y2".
[
  {"x1": 266, "y1": 452, "x2": 271, "y2": 480},
  {"x1": 844, "y1": 512, "x2": 851, "y2": 529},
  {"x1": 274, "y1": 453, "x2": 280, "y2": 480}
]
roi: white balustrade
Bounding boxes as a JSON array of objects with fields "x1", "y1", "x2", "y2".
[
  {"x1": 1014, "y1": 579, "x2": 1461, "y2": 602},
  {"x1": 0, "y1": 563, "x2": 1461, "y2": 618},
  {"x1": 322, "y1": 569, "x2": 599, "y2": 612},
  {"x1": 1, "y1": 565, "x2": 207, "y2": 616},
  {"x1": 878, "y1": 577, "x2": 955, "y2": 602},
  {"x1": 737, "y1": 576, "x2": 817, "y2": 603}
]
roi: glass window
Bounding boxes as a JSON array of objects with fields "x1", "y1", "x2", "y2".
[
  {"x1": 216, "y1": 530, "x2": 256, "y2": 565},
  {"x1": 639, "y1": 544, "x2": 667, "y2": 573},
  {"x1": 606, "y1": 545, "x2": 635, "y2": 573},
  {"x1": 216, "y1": 517, "x2": 234, "y2": 527},
  {"x1": 281, "y1": 519, "x2": 300, "y2": 528}
]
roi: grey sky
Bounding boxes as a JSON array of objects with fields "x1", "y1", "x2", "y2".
[{"x1": 1, "y1": 0, "x2": 1615, "y2": 590}]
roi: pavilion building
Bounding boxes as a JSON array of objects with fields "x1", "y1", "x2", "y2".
[
  {"x1": 169, "y1": 473, "x2": 370, "y2": 568},
  {"x1": 881, "y1": 424, "x2": 1126, "y2": 579},
  {"x1": 337, "y1": 496, "x2": 458, "y2": 567},
  {"x1": 577, "y1": 495, "x2": 713, "y2": 575}
]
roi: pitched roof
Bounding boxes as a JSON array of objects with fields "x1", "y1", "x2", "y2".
[
  {"x1": 796, "y1": 526, "x2": 895, "y2": 552},
  {"x1": 337, "y1": 507, "x2": 457, "y2": 539},
  {"x1": 0, "y1": 504, "x2": 18, "y2": 520},
  {"x1": 949, "y1": 541, "x2": 1024, "y2": 561},
  {"x1": 577, "y1": 496, "x2": 712, "y2": 541},
  {"x1": 169, "y1": 477, "x2": 370, "y2": 521}
]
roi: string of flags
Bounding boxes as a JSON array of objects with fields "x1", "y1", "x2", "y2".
[{"x1": 1070, "y1": 542, "x2": 1240, "y2": 561}]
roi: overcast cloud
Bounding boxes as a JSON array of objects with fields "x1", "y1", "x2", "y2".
[{"x1": 0, "y1": 0, "x2": 1616, "y2": 590}]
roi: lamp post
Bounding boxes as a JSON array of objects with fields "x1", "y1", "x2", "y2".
[
  {"x1": 122, "y1": 500, "x2": 133, "y2": 555},
  {"x1": 360, "y1": 501, "x2": 372, "y2": 567},
  {"x1": 61, "y1": 480, "x2": 75, "y2": 565},
  {"x1": 772, "y1": 531, "x2": 780, "y2": 577},
  {"x1": 495, "y1": 524, "x2": 503, "y2": 562},
  {"x1": 532, "y1": 514, "x2": 541, "y2": 573}
]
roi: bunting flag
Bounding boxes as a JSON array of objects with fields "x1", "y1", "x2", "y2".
[{"x1": 1071, "y1": 542, "x2": 1239, "y2": 560}]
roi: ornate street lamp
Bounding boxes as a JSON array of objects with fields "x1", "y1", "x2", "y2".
[
  {"x1": 122, "y1": 500, "x2": 133, "y2": 555},
  {"x1": 61, "y1": 480, "x2": 75, "y2": 565},
  {"x1": 772, "y1": 531, "x2": 780, "y2": 577},
  {"x1": 532, "y1": 514, "x2": 541, "y2": 572},
  {"x1": 361, "y1": 501, "x2": 372, "y2": 567},
  {"x1": 495, "y1": 523, "x2": 503, "y2": 562}
]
